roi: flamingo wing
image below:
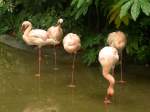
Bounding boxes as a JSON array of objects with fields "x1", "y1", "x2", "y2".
[{"x1": 29, "y1": 29, "x2": 48, "y2": 40}]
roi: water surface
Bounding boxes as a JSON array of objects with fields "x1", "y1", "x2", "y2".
[{"x1": 0, "y1": 44, "x2": 150, "y2": 112}]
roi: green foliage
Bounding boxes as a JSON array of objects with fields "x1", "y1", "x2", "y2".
[
  {"x1": 0, "y1": 0, "x2": 14, "y2": 14},
  {"x1": 126, "y1": 34, "x2": 150, "y2": 62},
  {"x1": 71, "y1": 0, "x2": 101, "y2": 19},
  {"x1": 108, "y1": 0, "x2": 150, "y2": 28},
  {"x1": 131, "y1": 0, "x2": 140, "y2": 21},
  {"x1": 82, "y1": 34, "x2": 107, "y2": 65},
  {"x1": 0, "y1": 0, "x2": 150, "y2": 65},
  {"x1": 125, "y1": 17, "x2": 150, "y2": 63}
]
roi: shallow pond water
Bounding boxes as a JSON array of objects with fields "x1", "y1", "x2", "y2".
[{"x1": 0, "y1": 44, "x2": 150, "y2": 112}]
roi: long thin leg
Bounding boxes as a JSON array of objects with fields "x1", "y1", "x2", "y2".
[
  {"x1": 118, "y1": 51, "x2": 126, "y2": 84},
  {"x1": 112, "y1": 65, "x2": 115, "y2": 76},
  {"x1": 68, "y1": 54, "x2": 76, "y2": 88},
  {"x1": 35, "y1": 47, "x2": 41, "y2": 77},
  {"x1": 53, "y1": 45, "x2": 58, "y2": 70}
]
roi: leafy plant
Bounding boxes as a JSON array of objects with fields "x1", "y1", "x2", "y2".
[
  {"x1": 0, "y1": 0, "x2": 14, "y2": 14},
  {"x1": 71, "y1": 0, "x2": 101, "y2": 19},
  {"x1": 82, "y1": 33, "x2": 107, "y2": 65},
  {"x1": 108, "y1": 0, "x2": 150, "y2": 28}
]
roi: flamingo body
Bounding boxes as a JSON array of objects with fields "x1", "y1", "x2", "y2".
[
  {"x1": 63, "y1": 33, "x2": 81, "y2": 54},
  {"x1": 47, "y1": 19, "x2": 63, "y2": 45},
  {"x1": 99, "y1": 46, "x2": 119, "y2": 67},
  {"x1": 63, "y1": 33, "x2": 81, "y2": 87},
  {"x1": 21, "y1": 21, "x2": 59, "y2": 47},
  {"x1": 29, "y1": 29, "x2": 48, "y2": 40}
]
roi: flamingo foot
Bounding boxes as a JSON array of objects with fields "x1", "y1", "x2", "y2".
[
  {"x1": 35, "y1": 74, "x2": 40, "y2": 77},
  {"x1": 117, "y1": 80, "x2": 126, "y2": 84},
  {"x1": 104, "y1": 97, "x2": 112, "y2": 104},
  {"x1": 68, "y1": 84, "x2": 76, "y2": 88}
]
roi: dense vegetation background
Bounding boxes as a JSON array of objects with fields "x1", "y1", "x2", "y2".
[{"x1": 0, "y1": 0, "x2": 150, "y2": 65}]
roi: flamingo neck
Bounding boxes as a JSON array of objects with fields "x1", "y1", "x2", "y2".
[{"x1": 24, "y1": 25, "x2": 32, "y2": 36}]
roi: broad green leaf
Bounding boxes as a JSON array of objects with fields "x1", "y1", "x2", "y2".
[
  {"x1": 139, "y1": 0, "x2": 150, "y2": 16},
  {"x1": 115, "y1": 15, "x2": 121, "y2": 28},
  {"x1": 122, "y1": 15, "x2": 130, "y2": 25},
  {"x1": 120, "y1": 1, "x2": 133, "y2": 18},
  {"x1": 83, "y1": 7, "x2": 88, "y2": 15},
  {"x1": 131, "y1": 0, "x2": 140, "y2": 21},
  {"x1": 108, "y1": 0, "x2": 128, "y2": 16},
  {"x1": 77, "y1": 0, "x2": 85, "y2": 8},
  {"x1": 71, "y1": 0, "x2": 77, "y2": 6},
  {"x1": 109, "y1": 9, "x2": 120, "y2": 24},
  {"x1": 86, "y1": 0, "x2": 92, "y2": 3},
  {"x1": 75, "y1": 7, "x2": 86, "y2": 19}
]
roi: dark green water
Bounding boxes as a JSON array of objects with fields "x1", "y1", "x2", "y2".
[{"x1": 0, "y1": 44, "x2": 150, "y2": 112}]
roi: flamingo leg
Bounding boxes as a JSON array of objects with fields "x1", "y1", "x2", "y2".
[
  {"x1": 118, "y1": 51, "x2": 126, "y2": 84},
  {"x1": 36, "y1": 47, "x2": 41, "y2": 77},
  {"x1": 102, "y1": 64, "x2": 115, "y2": 104},
  {"x1": 112, "y1": 65, "x2": 115, "y2": 76},
  {"x1": 53, "y1": 45, "x2": 58, "y2": 70},
  {"x1": 68, "y1": 53, "x2": 76, "y2": 88}
]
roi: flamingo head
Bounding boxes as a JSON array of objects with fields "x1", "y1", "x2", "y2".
[
  {"x1": 107, "y1": 31, "x2": 127, "y2": 50},
  {"x1": 114, "y1": 31, "x2": 127, "y2": 50},
  {"x1": 57, "y1": 18, "x2": 63, "y2": 25},
  {"x1": 21, "y1": 21, "x2": 32, "y2": 33}
]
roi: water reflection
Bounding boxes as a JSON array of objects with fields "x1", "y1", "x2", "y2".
[
  {"x1": 0, "y1": 44, "x2": 150, "y2": 112},
  {"x1": 23, "y1": 99, "x2": 58, "y2": 112}
]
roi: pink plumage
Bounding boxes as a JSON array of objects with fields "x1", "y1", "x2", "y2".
[{"x1": 63, "y1": 33, "x2": 81, "y2": 54}]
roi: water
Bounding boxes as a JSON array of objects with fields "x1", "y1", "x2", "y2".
[{"x1": 0, "y1": 44, "x2": 150, "y2": 112}]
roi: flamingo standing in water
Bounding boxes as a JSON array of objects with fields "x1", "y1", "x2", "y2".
[
  {"x1": 98, "y1": 46, "x2": 119, "y2": 104},
  {"x1": 63, "y1": 33, "x2": 81, "y2": 87},
  {"x1": 107, "y1": 31, "x2": 127, "y2": 83},
  {"x1": 47, "y1": 18, "x2": 63, "y2": 70},
  {"x1": 21, "y1": 21, "x2": 59, "y2": 77}
]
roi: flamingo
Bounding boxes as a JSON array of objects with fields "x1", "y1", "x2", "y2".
[
  {"x1": 98, "y1": 46, "x2": 119, "y2": 104},
  {"x1": 47, "y1": 18, "x2": 63, "y2": 70},
  {"x1": 107, "y1": 31, "x2": 127, "y2": 83},
  {"x1": 63, "y1": 33, "x2": 81, "y2": 88},
  {"x1": 21, "y1": 21, "x2": 59, "y2": 77}
]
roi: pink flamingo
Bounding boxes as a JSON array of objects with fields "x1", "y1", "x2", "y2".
[
  {"x1": 21, "y1": 21, "x2": 59, "y2": 77},
  {"x1": 107, "y1": 31, "x2": 127, "y2": 83},
  {"x1": 63, "y1": 33, "x2": 81, "y2": 87},
  {"x1": 47, "y1": 18, "x2": 63, "y2": 70},
  {"x1": 98, "y1": 46, "x2": 119, "y2": 104}
]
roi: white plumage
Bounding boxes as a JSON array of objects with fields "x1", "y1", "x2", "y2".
[{"x1": 99, "y1": 46, "x2": 119, "y2": 67}]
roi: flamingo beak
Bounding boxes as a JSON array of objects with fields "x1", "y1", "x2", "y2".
[{"x1": 21, "y1": 25, "x2": 27, "y2": 33}]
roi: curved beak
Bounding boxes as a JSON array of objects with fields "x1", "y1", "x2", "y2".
[{"x1": 21, "y1": 25, "x2": 27, "y2": 33}]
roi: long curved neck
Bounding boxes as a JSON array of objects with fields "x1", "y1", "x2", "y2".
[{"x1": 24, "y1": 25, "x2": 32, "y2": 36}]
